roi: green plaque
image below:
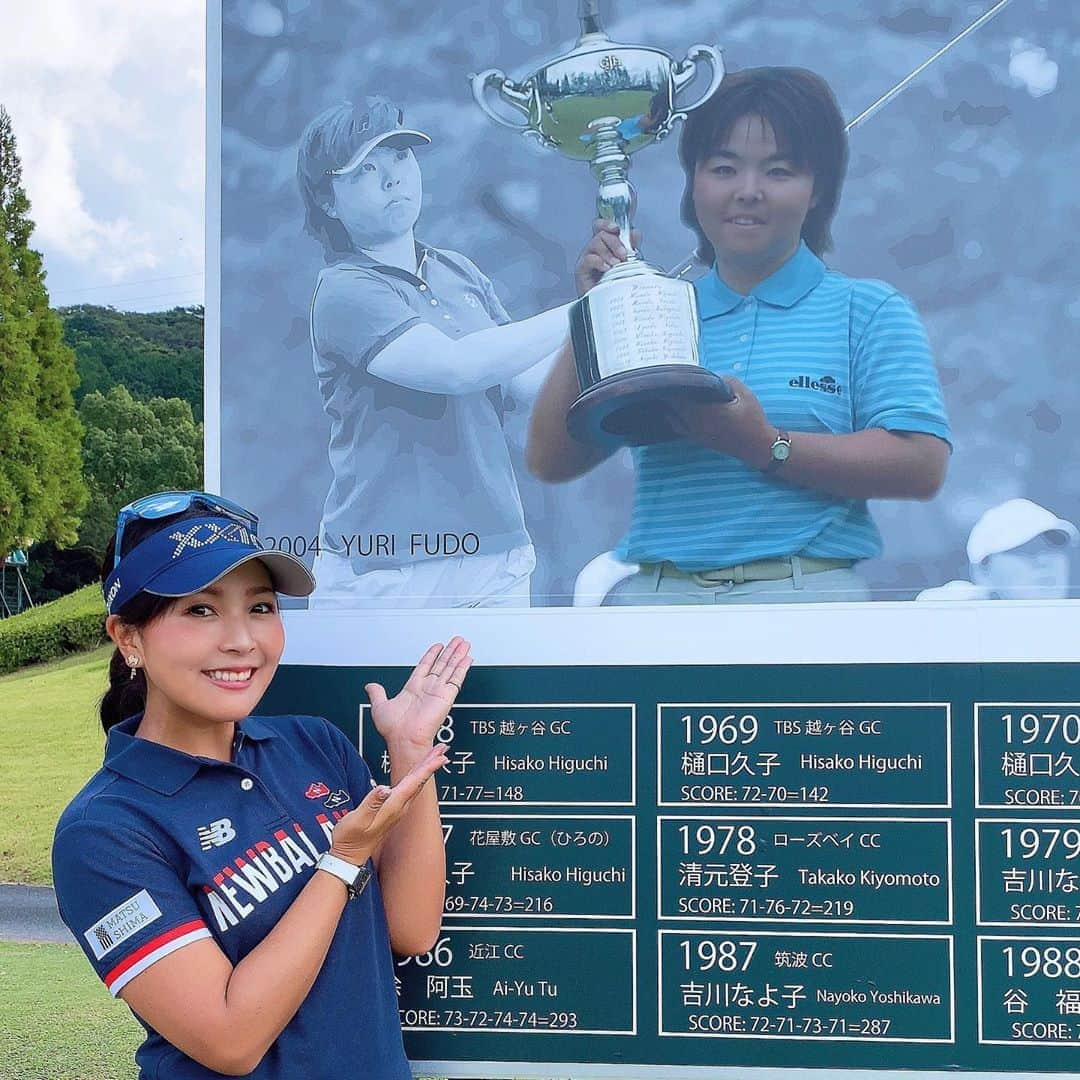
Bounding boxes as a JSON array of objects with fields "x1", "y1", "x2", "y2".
[
  {"x1": 659, "y1": 704, "x2": 950, "y2": 807},
  {"x1": 977, "y1": 705, "x2": 1080, "y2": 809},
  {"x1": 660, "y1": 930, "x2": 953, "y2": 1041},
  {"x1": 443, "y1": 814, "x2": 634, "y2": 918},
  {"x1": 977, "y1": 819, "x2": 1080, "y2": 928},
  {"x1": 259, "y1": 663, "x2": 1080, "y2": 1074},
  {"x1": 363, "y1": 703, "x2": 635, "y2": 806},
  {"x1": 979, "y1": 937, "x2": 1080, "y2": 1046},
  {"x1": 660, "y1": 816, "x2": 951, "y2": 923},
  {"x1": 398, "y1": 928, "x2": 636, "y2": 1036}
]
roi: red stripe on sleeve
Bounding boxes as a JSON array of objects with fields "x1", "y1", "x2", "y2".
[{"x1": 103, "y1": 919, "x2": 207, "y2": 988}]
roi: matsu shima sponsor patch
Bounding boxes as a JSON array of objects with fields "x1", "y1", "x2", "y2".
[{"x1": 83, "y1": 888, "x2": 162, "y2": 960}]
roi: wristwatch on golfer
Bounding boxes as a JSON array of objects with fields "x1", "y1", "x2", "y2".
[
  {"x1": 316, "y1": 852, "x2": 372, "y2": 900},
  {"x1": 767, "y1": 429, "x2": 792, "y2": 470}
]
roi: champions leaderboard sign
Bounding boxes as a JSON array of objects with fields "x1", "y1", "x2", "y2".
[{"x1": 208, "y1": 0, "x2": 1080, "y2": 1076}]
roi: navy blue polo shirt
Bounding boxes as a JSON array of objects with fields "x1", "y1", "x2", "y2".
[{"x1": 52, "y1": 714, "x2": 410, "y2": 1080}]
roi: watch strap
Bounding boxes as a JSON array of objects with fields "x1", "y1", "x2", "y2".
[{"x1": 316, "y1": 852, "x2": 372, "y2": 900}]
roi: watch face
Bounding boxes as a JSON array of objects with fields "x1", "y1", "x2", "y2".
[
  {"x1": 773, "y1": 441, "x2": 791, "y2": 462},
  {"x1": 349, "y1": 865, "x2": 372, "y2": 899}
]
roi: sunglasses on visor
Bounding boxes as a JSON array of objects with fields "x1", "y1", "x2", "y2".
[{"x1": 112, "y1": 491, "x2": 259, "y2": 571}]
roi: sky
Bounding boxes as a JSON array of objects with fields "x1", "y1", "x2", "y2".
[
  {"x1": 0, "y1": 2, "x2": 205, "y2": 313},
  {"x1": 0, "y1": 1, "x2": 1058, "y2": 318}
]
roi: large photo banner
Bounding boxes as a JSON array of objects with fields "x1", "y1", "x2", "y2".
[
  {"x1": 209, "y1": 1, "x2": 1080, "y2": 1076},
  {"x1": 210, "y1": 0, "x2": 1078, "y2": 612}
]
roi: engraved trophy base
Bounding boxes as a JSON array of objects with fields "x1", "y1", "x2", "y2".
[
  {"x1": 566, "y1": 260, "x2": 735, "y2": 449},
  {"x1": 567, "y1": 365, "x2": 735, "y2": 448}
]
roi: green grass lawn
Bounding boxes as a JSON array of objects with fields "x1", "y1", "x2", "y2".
[
  {"x1": 0, "y1": 941, "x2": 141, "y2": 1079},
  {"x1": 0, "y1": 645, "x2": 112, "y2": 884}
]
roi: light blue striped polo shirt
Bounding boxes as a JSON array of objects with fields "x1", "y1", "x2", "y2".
[{"x1": 617, "y1": 242, "x2": 951, "y2": 571}]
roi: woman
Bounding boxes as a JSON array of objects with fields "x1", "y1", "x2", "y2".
[
  {"x1": 297, "y1": 96, "x2": 573, "y2": 608},
  {"x1": 52, "y1": 490, "x2": 467, "y2": 1078},
  {"x1": 527, "y1": 67, "x2": 952, "y2": 605}
]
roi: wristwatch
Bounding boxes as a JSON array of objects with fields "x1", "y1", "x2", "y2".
[
  {"x1": 767, "y1": 429, "x2": 792, "y2": 470},
  {"x1": 316, "y1": 852, "x2": 372, "y2": 900}
]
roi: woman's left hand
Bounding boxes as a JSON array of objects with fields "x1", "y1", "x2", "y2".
[
  {"x1": 365, "y1": 637, "x2": 472, "y2": 756},
  {"x1": 667, "y1": 376, "x2": 775, "y2": 468}
]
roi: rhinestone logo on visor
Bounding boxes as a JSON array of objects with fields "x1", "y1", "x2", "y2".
[{"x1": 168, "y1": 522, "x2": 257, "y2": 558}]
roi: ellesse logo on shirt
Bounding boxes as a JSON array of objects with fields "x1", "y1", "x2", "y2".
[{"x1": 790, "y1": 374, "x2": 844, "y2": 395}]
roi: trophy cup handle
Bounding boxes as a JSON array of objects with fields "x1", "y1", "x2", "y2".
[
  {"x1": 668, "y1": 44, "x2": 725, "y2": 123},
  {"x1": 469, "y1": 69, "x2": 534, "y2": 131}
]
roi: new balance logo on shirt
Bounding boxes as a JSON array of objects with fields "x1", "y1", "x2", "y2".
[{"x1": 197, "y1": 818, "x2": 237, "y2": 850}]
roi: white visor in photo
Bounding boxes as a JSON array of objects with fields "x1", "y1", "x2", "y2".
[
  {"x1": 967, "y1": 498, "x2": 1080, "y2": 564},
  {"x1": 328, "y1": 129, "x2": 431, "y2": 176}
]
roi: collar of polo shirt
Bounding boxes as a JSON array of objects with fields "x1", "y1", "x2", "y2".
[
  {"x1": 330, "y1": 240, "x2": 436, "y2": 280},
  {"x1": 697, "y1": 240, "x2": 826, "y2": 319},
  {"x1": 104, "y1": 715, "x2": 279, "y2": 795}
]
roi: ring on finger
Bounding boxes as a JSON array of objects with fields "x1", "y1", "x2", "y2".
[{"x1": 447, "y1": 679, "x2": 461, "y2": 690}]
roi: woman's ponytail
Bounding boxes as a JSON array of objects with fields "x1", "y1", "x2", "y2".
[{"x1": 100, "y1": 647, "x2": 149, "y2": 734}]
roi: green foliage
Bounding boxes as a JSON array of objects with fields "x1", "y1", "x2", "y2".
[
  {"x1": 0, "y1": 107, "x2": 87, "y2": 558},
  {"x1": 61, "y1": 304, "x2": 204, "y2": 421},
  {"x1": 77, "y1": 385, "x2": 203, "y2": 553},
  {"x1": 0, "y1": 584, "x2": 105, "y2": 674}
]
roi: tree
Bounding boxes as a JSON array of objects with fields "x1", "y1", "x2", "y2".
[
  {"x1": 0, "y1": 106, "x2": 86, "y2": 557},
  {"x1": 61, "y1": 304, "x2": 204, "y2": 420},
  {"x1": 78, "y1": 386, "x2": 202, "y2": 553}
]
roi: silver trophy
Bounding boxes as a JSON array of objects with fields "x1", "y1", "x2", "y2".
[{"x1": 471, "y1": 1, "x2": 731, "y2": 448}]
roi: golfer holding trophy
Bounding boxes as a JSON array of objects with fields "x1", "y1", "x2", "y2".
[{"x1": 499, "y1": 5, "x2": 951, "y2": 606}]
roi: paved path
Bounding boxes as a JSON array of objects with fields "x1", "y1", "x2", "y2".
[{"x1": 0, "y1": 883, "x2": 74, "y2": 943}]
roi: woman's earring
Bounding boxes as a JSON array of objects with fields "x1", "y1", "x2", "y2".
[{"x1": 128, "y1": 655, "x2": 141, "y2": 681}]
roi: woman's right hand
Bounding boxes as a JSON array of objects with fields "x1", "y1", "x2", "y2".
[
  {"x1": 328, "y1": 741, "x2": 448, "y2": 866},
  {"x1": 575, "y1": 219, "x2": 642, "y2": 296}
]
